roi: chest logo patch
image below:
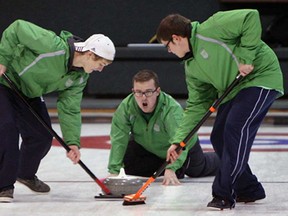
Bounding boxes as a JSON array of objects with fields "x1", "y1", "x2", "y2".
[
  {"x1": 65, "y1": 78, "x2": 74, "y2": 87},
  {"x1": 200, "y1": 48, "x2": 209, "y2": 59},
  {"x1": 153, "y1": 124, "x2": 160, "y2": 132}
]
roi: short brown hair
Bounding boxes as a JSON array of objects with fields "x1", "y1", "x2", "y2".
[
  {"x1": 132, "y1": 69, "x2": 160, "y2": 88},
  {"x1": 156, "y1": 14, "x2": 191, "y2": 42}
]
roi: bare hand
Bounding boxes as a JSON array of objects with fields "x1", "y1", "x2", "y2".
[
  {"x1": 0, "y1": 64, "x2": 7, "y2": 76},
  {"x1": 162, "y1": 169, "x2": 181, "y2": 186},
  {"x1": 238, "y1": 63, "x2": 254, "y2": 77},
  {"x1": 66, "y1": 145, "x2": 81, "y2": 164},
  {"x1": 166, "y1": 144, "x2": 182, "y2": 164}
]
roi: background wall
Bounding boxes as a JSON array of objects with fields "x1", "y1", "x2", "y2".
[
  {"x1": 1, "y1": 0, "x2": 287, "y2": 99},
  {"x1": 0, "y1": 0, "x2": 220, "y2": 46}
]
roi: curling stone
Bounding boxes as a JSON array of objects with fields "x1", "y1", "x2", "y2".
[{"x1": 103, "y1": 168, "x2": 143, "y2": 196}]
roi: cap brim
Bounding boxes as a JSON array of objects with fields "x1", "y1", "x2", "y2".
[{"x1": 74, "y1": 42, "x2": 89, "y2": 52}]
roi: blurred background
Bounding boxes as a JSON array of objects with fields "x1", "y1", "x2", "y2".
[{"x1": 1, "y1": 0, "x2": 287, "y2": 121}]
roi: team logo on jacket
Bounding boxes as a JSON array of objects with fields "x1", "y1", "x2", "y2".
[
  {"x1": 65, "y1": 78, "x2": 74, "y2": 87},
  {"x1": 153, "y1": 124, "x2": 160, "y2": 132},
  {"x1": 200, "y1": 48, "x2": 209, "y2": 59}
]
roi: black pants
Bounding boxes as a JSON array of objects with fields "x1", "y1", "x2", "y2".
[
  {"x1": 0, "y1": 84, "x2": 52, "y2": 191},
  {"x1": 123, "y1": 138, "x2": 220, "y2": 178}
]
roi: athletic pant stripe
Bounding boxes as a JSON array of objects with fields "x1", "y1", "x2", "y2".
[{"x1": 231, "y1": 89, "x2": 271, "y2": 184}]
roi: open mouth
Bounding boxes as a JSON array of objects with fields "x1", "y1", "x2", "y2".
[{"x1": 142, "y1": 102, "x2": 148, "y2": 107}]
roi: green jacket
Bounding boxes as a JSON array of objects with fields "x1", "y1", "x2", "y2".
[
  {"x1": 171, "y1": 9, "x2": 284, "y2": 147},
  {"x1": 0, "y1": 19, "x2": 89, "y2": 146},
  {"x1": 108, "y1": 92, "x2": 198, "y2": 174}
]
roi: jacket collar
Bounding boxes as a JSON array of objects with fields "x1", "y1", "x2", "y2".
[
  {"x1": 181, "y1": 23, "x2": 194, "y2": 61},
  {"x1": 67, "y1": 35, "x2": 84, "y2": 72}
]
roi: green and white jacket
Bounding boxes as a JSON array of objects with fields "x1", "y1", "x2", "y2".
[
  {"x1": 171, "y1": 9, "x2": 284, "y2": 148},
  {"x1": 108, "y1": 92, "x2": 198, "y2": 174},
  {"x1": 0, "y1": 19, "x2": 89, "y2": 146}
]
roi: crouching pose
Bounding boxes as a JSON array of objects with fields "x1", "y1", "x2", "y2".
[{"x1": 107, "y1": 69, "x2": 220, "y2": 185}]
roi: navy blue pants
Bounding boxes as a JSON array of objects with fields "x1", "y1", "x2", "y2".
[
  {"x1": 0, "y1": 84, "x2": 52, "y2": 191},
  {"x1": 210, "y1": 87, "x2": 278, "y2": 203}
]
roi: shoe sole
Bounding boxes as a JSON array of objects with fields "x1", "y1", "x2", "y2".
[
  {"x1": 207, "y1": 205, "x2": 235, "y2": 210},
  {"x1": 0, "y1": 197, "x2": 13, "y2": 203},
  {"x1": 236, "y1": 195, "x2": 266, "y2": 203},
  {"x1": 236, "y1": 197, "x2": 265, "y2": 203},
  {"x1": 207, "y1": 202, "x2": 235, "y2": 210}
]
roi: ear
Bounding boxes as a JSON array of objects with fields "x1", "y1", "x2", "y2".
[
  {"x1": 172, "y1": 34, "x2": 182, "y2": 43},
  {"x1": 86, "y1": 51, "x2": 94, "y2": 58},
  {"x1": 171, "y1": 34, "x2": 178, "y2": 41},
  {"x1": 156, "y1": 87, "x2": 161, "y2": 96}
]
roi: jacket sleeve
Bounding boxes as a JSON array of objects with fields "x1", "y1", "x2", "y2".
[
  {"x1": 164, "y1": 102, "x2": 194, "y2": 171},
  {"x1": 0, "y1": 19, "x2": 59, "y2": 66},
  {"x1": 209, "y1": 9, "x2": 262, "y2": 65},
  {"x1": 108, "y1": 101, "x2": 131, "y2": 174},
  {"x1": 171, "y1": 72, "x2": 217, "y2": 150},
  {"x1": 57, "y1": 76, "x2": 88, "y2": 147}
]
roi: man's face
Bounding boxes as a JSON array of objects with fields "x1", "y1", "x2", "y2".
[
  {"x1": 83, "y1": 52, "x2": 111, "y2": 73},
  {"x1": 132, "y1": 79, "x2": 160, "y2": 113},
  {"x1": 162, "y1": 35, "x2": 189, "y2": 58}
]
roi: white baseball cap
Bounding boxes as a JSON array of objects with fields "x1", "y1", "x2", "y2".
[{"x1": 74, "y1": 34, "x2": 116, "y2": 61}]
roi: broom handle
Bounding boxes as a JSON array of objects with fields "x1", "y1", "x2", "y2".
[{"x1": 2, "y1": 73, "x2": 111, "y2": 195}]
